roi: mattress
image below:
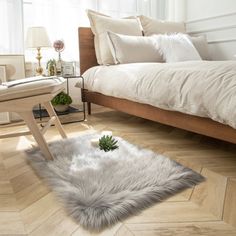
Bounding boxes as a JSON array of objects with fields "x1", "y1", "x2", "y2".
[{"x1": 77, "y1": 61, "x2": 236, "y2": 129}]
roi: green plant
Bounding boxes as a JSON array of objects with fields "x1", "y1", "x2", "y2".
[
  {"x1": 99, "y1": 135, "x2": 119, "y2": 152},
  {"x1": 46, "y1": 59, "x2": 56, "y2": 76},
  {"x1": 46, "y1": 59, "x2": 56, "y2": 69},
  {"x1": 51, "y1": 91, "x2": 72, "y2": 106}
]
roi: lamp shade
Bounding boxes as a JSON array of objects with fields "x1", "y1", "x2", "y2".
[{"x1": 26, "y1": 26, "x2": 51, "y2": 48}]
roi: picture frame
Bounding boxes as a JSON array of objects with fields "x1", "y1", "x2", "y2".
[
  {"x1": 0, "y1": 54, "x2": 26, "y2": 81},
  {"x1": 0, "y1": 55, "x2": 26, "y2": 122},
  {"x1": 0, "y1": 65, "x2": 10, "y2": 124},
  {"x1": 62, "y1": 61, "x2": 76, "y2": 76},
  {"x1": 0, "y1": 64, "x2": 7, "y2": 83}
]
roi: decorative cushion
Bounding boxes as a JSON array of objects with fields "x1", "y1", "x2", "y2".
[
  {"x1": 87, "y1": 9, "x2": 143, "y2": 65},
  {"x1": 139, "y1": 15, "x2": 186, "y2": 36},
  {"x1": 107, "y1": 31, "x2": 163, "y2": 64},
  {"x1": 190, "y1": 35, "x2": 211, "y2": 60},
  {"x1": 0, "y1": 76, "x2": 65, "y2": 102},
  {"x1": 156, "y1": 34, "x2": 202, "y2": 63}
]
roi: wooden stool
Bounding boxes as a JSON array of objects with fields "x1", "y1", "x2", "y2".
[{"x1": 0, "y1": 77, "x2": 67, "y2": 160}]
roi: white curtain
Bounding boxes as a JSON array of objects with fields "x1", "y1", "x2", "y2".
[
  {"x1": 167, "y1": 0, "x2": 186, "y2": 22},
  {"x1": 97, "y1": 0, "x2": 137, "y2": 17},
  {"x1": 23, "y1": 0, "x2": 166, "y2": 62},
  {"x1": 137, "y1": 0, "x2": 166, "y2": 19},
  {"x1": 0, "y1": 0, "x2": 24, "y2": 53},
  {"x1": 0, "y1": 0, "x2": 167, "y2": 58},
  {"x1": 24, "y1": 0, "x2": 97, "y2": 62},
  {"x1": 0, "y1": 0, "x2": 166, "y2": 62}
]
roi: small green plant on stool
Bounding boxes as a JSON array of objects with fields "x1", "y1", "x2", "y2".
[
  {"x1": 51, "y1": 91, "x2": 72, "y2": 112},
  {"x1": 99, "y1": 135, "x2": 119, "y2": 152}
]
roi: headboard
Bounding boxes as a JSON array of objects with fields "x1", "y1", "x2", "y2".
[{"x1": 78, "y1": 27, "x2": 98, "y2": 74}]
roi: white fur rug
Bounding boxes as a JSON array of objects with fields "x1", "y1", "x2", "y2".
[{"x1": 26, "y1": 133, "x2": 204, "y2": 232}]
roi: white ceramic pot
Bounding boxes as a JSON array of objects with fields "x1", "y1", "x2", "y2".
[{"x1": 54, "y1": 104, "x2": 69, "y2": 112}]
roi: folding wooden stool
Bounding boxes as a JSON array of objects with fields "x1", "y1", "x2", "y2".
[{"x1": 0, "y1": 76, "x2": 67, "y2": 160}]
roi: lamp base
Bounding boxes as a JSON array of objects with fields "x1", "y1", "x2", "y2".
[
  {"x1": 36, "y1": 66, "x2": 43, "y2": 75},
  {"x1": 36, "y1": 47, "x2": 43, "y2": 76}
]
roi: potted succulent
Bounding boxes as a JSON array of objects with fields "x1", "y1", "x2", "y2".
[
  {"x1": 51, "y1": 91, "x2": 72, "y2": 112},
  {"x1": 99, "y1": 135, "x2": 119, "y2": 152}
]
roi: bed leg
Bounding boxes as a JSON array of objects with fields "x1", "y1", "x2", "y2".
[{"x1": 87, "y1": 102, "x2": 91, "y2": 115}]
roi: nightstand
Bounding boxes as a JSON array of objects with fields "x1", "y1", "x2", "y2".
[{"x1": 34, "y1": 75, "x2": 86, "y2": 124}]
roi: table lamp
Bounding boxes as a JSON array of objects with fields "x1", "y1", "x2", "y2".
[{"x1": 26, "y1": 26, "x2": 51, "y2": 75}]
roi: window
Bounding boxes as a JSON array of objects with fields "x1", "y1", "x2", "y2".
[
  {"x1": 23, "y1": 0, "x2": 95, "y2": 62},
  {"x1": 0, "y1": 0, "x2": 24, "y2": 54},
  {"x1": 0, "y1": 0, "x2": 166, "y2": 63}
]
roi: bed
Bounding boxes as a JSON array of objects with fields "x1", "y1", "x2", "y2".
[{"x1": 78, "y1": 27, "x2": 236, "y2": 144}]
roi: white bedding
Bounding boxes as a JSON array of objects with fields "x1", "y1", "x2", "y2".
[{"x1": 79, "y1": 61, "x2": 236, "y2": 128}]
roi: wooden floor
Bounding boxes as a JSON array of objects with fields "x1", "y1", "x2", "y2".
[{"x1": 0, "y1": 106, "x2": 236, "y2": 236}]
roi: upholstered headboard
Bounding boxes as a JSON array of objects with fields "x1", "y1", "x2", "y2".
[{"x1": 78, "y1": 27, "x2": 98, "y2": 74}]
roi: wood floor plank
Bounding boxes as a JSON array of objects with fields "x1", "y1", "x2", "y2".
[
  {"x1": 207, "y1": 167, "x2": 236, "y2": 178},
  {"x1": 0, "y1": 169, "x2": 9, "y2": 182},
  {"x1": 71, "y1": 222, "x2": 122, "y2": 236},
  {"x1": 0, "y1": 162, "x2": 5, "y2": 171},
  {"x1": 0, "y1": 181, "x2": 14, "y2": 194},
  {"x1": 166, "y1": 188, "x2": 192, "y2": 202},
  {"x1": 10, "y1": 169, "x2": 40, "y2": 193},
  {"x1": 29, "y1": 209, "x2": 78, "y2": 236},
  {"x1": 223, "y1": 178, "x2": 236, "y2": 227},
  {"x1": 20, "y1": 193, "x2": 61, "y2": 233},
  {"x1": 0, "y1": 152, "x2": 3, "y2": 164},
  {"x1": 0, "y1": 194, "x2": 18, "y2": 211},
  {"x1": 6, "y1": 159, "x2": 32, "y2": 180},
  {"x1": 3, "y1": 153, "x2": 27, "y2": 169},
  {"x1": 191, "y1": 168, "x2": 227, "y2": 219},
  {"x1": 115, "y1": 225, "x2": 134, "y2": 236},
  {"x1": 0, "y1": 136, "x2": 31, "y2": 154},
  {"x1": 148, "y1": 143, "x2": 213, "y2": 154},
  {"x1": 175, "y1": 156, "x2": 236, "y2": 169},
  {"x1": 164, "y1": 149, "x2": 236, "y2": 160},
  {"x1": 15, "y1": 181, "x2": 50, "y2": 210},
  {"x1": 125, "y1": 202, "x2": 217, "y2": 224},
  {"x1": 126, "y1": 221, "x2": 236, "y2": 236},
  {"x1": 0, "y1": 212, "x2": 26, "y2": 235}
]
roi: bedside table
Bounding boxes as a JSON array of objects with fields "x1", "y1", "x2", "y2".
[{"x1": 35, "y1": 75, "x2": 86, "y2": 124}]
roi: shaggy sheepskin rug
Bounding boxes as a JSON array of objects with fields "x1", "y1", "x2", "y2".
[{"x1": 26, "y1": 133, "x2": 204, "y2": 232}]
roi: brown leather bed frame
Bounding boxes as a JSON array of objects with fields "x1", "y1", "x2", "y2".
[{"x1": 78, "y1": 27, "x2": 236, "y2": 144}]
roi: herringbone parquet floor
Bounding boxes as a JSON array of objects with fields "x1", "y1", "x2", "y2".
[{"x1": 0, "y1": 106, "x2": 236, "y2": 236}]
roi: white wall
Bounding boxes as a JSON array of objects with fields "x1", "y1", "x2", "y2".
[
  {"x1": 185, "y1": 0, "x2": 236, "y2": 60},
  {"x1": 186, "y1": 0, "x2": 236, "y2": 20}
]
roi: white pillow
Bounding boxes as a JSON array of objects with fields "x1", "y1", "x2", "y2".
[
  {"x1": 139, "y1": 15, "x2": 186, "y2": 36},
  {"x1": 86, "y1": 9, "x2": 109, "y2": 65},
  {"x1": 156, "y1": 34, "x2": 202, "y2": 63},
  {"x1": 87, "y1": 9, "x2": 143, "y2": 65},
  {"x1": 107, "y1": 32, "x2": 163, "y2": 64},
  {"x1": 190, "y1": 35, "x2": 211, "y2": 60}
]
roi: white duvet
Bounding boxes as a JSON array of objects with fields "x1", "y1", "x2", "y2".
[{"x1": 80, "y1": 61, "x2": 236, "y2": 128}]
